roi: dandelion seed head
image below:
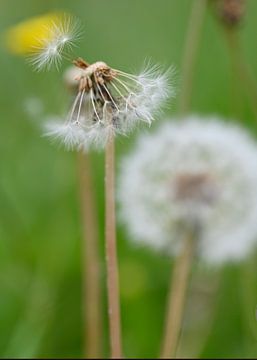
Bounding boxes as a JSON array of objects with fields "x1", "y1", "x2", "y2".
[
  {"x1": 213, "y1": 0, "x2": 246, "y2": 28},
  {"x1": 45, "y1": 59, "x2": 174, "y2": 151},
  {"x1": 118, "y1": 116, "x2": 257, "y2": 265}
]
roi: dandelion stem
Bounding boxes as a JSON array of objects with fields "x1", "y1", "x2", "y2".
[
  {"x1": 160, "y1": 231, "x2": 195, "y2": 359},
  {"x1": 78, "y1": 151, "x2": 102, "y2": 358},
  {"x1": 224, "y1": 27, "x2": 257, "y2": 121},
  {"x1": 178, "y1": 0, "x2": 207, "y2": 115},
  {"x1": 105, "y1": 135, "x2": 123, "y2": 358}
]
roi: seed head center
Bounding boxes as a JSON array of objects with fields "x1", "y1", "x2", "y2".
[
  {"x1": 174, "y1": 172, "x2": 219, "y2": 206},
  {"x1": 73, "y1": 58, "x2": 117, "y2": 92}
]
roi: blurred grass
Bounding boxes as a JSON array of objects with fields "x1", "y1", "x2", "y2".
[{"x1": 0, "y1": 0, "x2": 257, "y2": 358}]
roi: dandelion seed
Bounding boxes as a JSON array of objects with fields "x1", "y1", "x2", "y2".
[
  {"x1": 28, "y1": 14, "x2": 81, "y2": 71},
  {"x1": 118, "y1": 116, "x2": 257, "y2": 264},
  {"x1": 5, "y1": 13, "x2": 80, "y2": 69}
]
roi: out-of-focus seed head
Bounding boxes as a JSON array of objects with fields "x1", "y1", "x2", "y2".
[
  {"x1": 211, "y1": 0, "x2": 246, "y2": 28},
  {"x1": 118, "y1": 116, "x2": 257, "y2": 265}
]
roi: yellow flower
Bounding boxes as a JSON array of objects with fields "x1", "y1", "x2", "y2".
[{"x1": 4, "y1": 13, "x2": 62, "y2": 55}]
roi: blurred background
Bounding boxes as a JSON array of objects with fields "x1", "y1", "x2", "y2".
[{"x1": 1, "y1": 0, "x2": 257, "y2": 358}]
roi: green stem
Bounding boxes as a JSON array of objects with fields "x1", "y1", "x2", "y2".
[{"x1": 224, "y1": 27, "x2": 257, "y2": 121}]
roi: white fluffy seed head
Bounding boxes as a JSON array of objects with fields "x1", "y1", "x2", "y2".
[
  {"x1": 44, "y1": 62, "x2": 174, "y2": 151},
  {"x1": 118, "y1": 116, "x2": 257, "y2": 265},
  {"x1": 29, "y1": 15, "x2": 81, "y2": 71}
]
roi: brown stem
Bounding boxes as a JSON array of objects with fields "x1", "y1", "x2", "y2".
[
  {"x1": 178, "y1": 0, "x2": 207, "y2": 115},
  {"x1": 78, "y1": 151, "x2": 102, "y2": 358},
  {"x1": 224, "y1": 27, "x2": 257, "y2": 121},
  {"x1": 160, "y1": 232, "x2": 195, "y2": 359},
  {"x1": 105, "y1": 135, "x2": 122, "y2": 358}
]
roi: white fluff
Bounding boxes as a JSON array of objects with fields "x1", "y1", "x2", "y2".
[
  {"x1": 118, "y1": 116, "x2": 257, "y2": 265},
  {"x1": 44, "y1": 117, "x2": 85, "y2": 150}
]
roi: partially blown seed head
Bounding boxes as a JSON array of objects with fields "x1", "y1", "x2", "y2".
[
  {"x1": 45, "y1": 60, "x2": 174, "y2": 150},
  {"x1": 118, "y1": 116, "x2": 257, "y2": 264}
]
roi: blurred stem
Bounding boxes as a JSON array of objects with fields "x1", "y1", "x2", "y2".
[
  {"x1": 240, "y1": 256, "x2": 257, "y2": 344},
  {"x1": 224, "y1": 27, "x2": 257, "y2": 120},
  {"x1": 160, "y1": 231, "x2": 195, "y2": 359},
  {"x1": 226, "y1": 34, "x2": 243, "y2": 118},
  {"x1": 178, "y1": 0, "x2": 207, "y2": 115},
  {"x1": 161, "y1": 1, "x2": 207, "y2": 357},
  {"x1": 105, "y1": 135, "x2": 122, "y2": 358},
  {"x1": 176, "y1": 271, "x2": 220, "y2": 358},
  {"x1": 78, "y1": 151, "x2": 102, "y2": 358}
]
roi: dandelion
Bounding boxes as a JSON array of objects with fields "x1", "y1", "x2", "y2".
[
  {"x1": 45, "y1": 60, "x2": 173, "y2": 150},
  {"x1": 119, "y1": 115, "x2": 257, "y2": 263},
  {"x1": 119, "y1": 115, "x2": 257, "y2": 357}
]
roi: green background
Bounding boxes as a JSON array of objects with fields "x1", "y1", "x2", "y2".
[{"x1": 0, "y1": 0, "x2": 257, "y2": 358}]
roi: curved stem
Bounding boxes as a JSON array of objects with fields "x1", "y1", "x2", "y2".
[
  {"x1": 105, "y1": 135, "x2": 123, "y2": 358},
  {"x1": 178, "y1": 0, "x2": 207, "y2": 115},
  {"x1": 78, "y1": 151, "x2": 102, "y2": 358},
  {"x1": 160, "y1": 231, "x2": 195, "y2": 359}
]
